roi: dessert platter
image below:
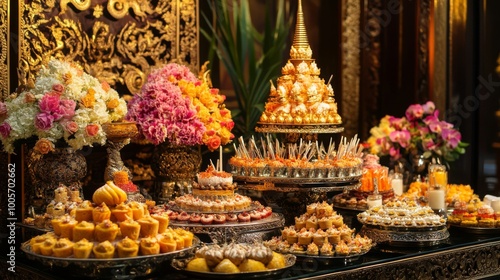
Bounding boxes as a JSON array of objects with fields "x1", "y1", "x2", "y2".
[
  {"x1": 262, "y1": 202, "x2": 374, "y2": 264},
  {"x1": 357, "y1": 201, "x2": 449, "y2": 247},
  {"x1": 230, "y1": 136, "x2": 363, "y2": 185},
  {"x1": 162, "y1": 166, "x2": 285, "y2": 242},
  {"x1": 21, "y1": 180, "x2": 199, "y2": 277},
  {"x1": 171, "y1": 242, "x2": 296, "y2": 279},
  {"x1": 333, "y1": 155, "x2": 395, "y2": 211},
  {"x1": 447, "y1": 200, "x2": 500, "y2": 235}
]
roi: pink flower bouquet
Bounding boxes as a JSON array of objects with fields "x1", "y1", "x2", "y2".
[
  {"x1": 126, "y1": 63, "x2": 234, "y2": 151},
  {"x1": 0, "y1": 58, "x2": 127, "y2": 154},
  {"x1": 365, "y1": 101, "x2": 468, "y2": 164}
]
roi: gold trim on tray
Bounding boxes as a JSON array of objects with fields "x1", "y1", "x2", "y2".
[{"x1": 18, "y1": 0, "x2": 199, "y2": 95}]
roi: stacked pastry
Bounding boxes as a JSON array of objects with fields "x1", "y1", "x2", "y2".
[
  {"x1": 166, "y1": 165, "x2": 273, "y2": 225},
  {"x1": 27, "y1": 181, "x2": 195, "y2": 259},
  {"x1": 263, "y1": 202, "x2": 372, "y2": 256}
]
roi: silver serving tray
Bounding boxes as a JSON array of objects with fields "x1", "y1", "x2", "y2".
[
  {"x1": 448, "y1": 224, "x2": 500, "y2": 235},
  {"x1": 359, "y1": 225, "x2": 449, "y2": 247},
  {"x1": 169, "y1": 203, "x2": 259, "y2": 214},
  {"x1": 233, "y1": 175, "x2": 362, "y2": 185},
  {"x1": 169, "y1": 213, "x2": 284, "y2": 228},
  {"x1": 171, "y1": 254, "x2": 296, "y2": 279},
  {"x1": 21, "y1": 236, "x2": 199, "y2": 277}
]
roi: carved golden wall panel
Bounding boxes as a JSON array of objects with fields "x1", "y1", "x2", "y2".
[
  {"x1": 18, "y1": 0, "x2": 199, "y2": 95},
  {"x1": 0, "y1": 0, "x2": 8, "y2": 100},
  {"x1": 341, "y1": 0, "x2": 361, "y2": 138}
]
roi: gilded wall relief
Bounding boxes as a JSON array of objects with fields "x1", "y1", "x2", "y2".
[
  {"x1": 341, "y1": 0, "x2": 361, "y2": 138},
  {"x1": 19, "y1": 0, "x2": 199, "y2": 96},
  {"x1": 0, "y1": 0, "x2": 8, "y2": 100}
]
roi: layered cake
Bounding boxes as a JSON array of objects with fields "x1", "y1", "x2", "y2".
[
  {"x1": 165, "y1": 165, "x2": 273, "y2": 224},
  {"x1": 259, "y1": 3, "x2": 341, "y2": 125}
]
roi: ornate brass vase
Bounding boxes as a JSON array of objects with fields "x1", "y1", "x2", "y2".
[
  {"x1": 32, "y1": 147, "x2": 87, "y2": 206},
  {"x1": 151, "y1": 142, "x2": 201, "y2": 203}
]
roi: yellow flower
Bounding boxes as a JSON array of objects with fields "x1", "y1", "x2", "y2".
[
  {"x1": 106, "y1": 98, "x2": 119, "y2": 109},
  {"x1": 63, "y1": 72, "x2": 72, "y2": 84},
  {"x1": 81, "y1": 88, "x2": 96, "y2": 108}
]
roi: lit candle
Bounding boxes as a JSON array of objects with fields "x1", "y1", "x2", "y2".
[
  {"x1": 367, "y1": 194, "x2": 382, "y2": 209},
  {"x1": 391, "y1": 173, "x2": 403, "y2": 196},
  {"x1": 428, "y1": 187, "x2": 446, "y2": 210}
]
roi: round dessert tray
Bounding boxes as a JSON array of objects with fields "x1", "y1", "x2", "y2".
[
  {"x1": 289, "y1": 251, "x2": 368, "y2": 265},
  {"x1": 233, "y1": 174, "x2": 361, "y2": 185},
  {"x1": 171, "y1": 254, "x2": 296, "y2": 279},
  {"x1": 333, "y1": 204, "x2": 367, "y2": 212},
  {"x1": 447, "y1": 224, "x2": 500, "y2": 235},
  {"x1": 169, "y1": 213, "x2": 285, "y2": 243},
  {"x1": 21, "y1": 236, "x2": 200, "y2": 278},
  {"x1": 255, "y1": 122, "x2": 344, "y2": 134},
  {"x1": 237, "y1": 182, "x2": 358, "y2": 193},
  {"x1": 359, "y1": 224, "x2": 449, "y2": 247},
  {"x1": 168, "y1": 203, "x2": 259, "y2": 215}
]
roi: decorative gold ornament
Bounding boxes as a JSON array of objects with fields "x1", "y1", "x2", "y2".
[
  {"x1": 256, "y1": 0, "x2": 343, "y2": 134},
  {"x1": 18, "y1": 0, "x2": 199, "y2": 96},
  {"x1": 0, "y1": 0, "x2": 8, "y2": 100}
]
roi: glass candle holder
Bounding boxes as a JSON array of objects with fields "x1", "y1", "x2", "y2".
[
  {"x1": 367, "y1": 193, "x2": 382, "y2": 209},
  {"x1": 391, "y1": 173, "x2": 404, "y2": 196},
  {"x1": 428, "y1": 164, "x2": 448, "y2": 187}
]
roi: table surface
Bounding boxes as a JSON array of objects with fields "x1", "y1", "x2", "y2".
[{"x1": 6, "y1": 213, "x2": 500, "y2": 280}]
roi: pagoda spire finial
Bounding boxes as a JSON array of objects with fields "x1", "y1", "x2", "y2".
[{"x1": 290, "y1": 0, "x2": 312, "y2": 60}]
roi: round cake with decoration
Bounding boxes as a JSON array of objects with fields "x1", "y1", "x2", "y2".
[{"x1": 165, "y1": 165, "x2": 272, "y2": 225}]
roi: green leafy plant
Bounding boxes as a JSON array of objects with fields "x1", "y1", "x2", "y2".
[{"x1": 201, "y1": 0, "x2": 293, "y2": 138}]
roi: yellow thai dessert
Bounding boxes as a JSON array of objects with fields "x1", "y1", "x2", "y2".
[
  {"x1": 92, "y1": 181, "x2": 127, "y2": 206},
  {"x1": 174, "y1": 228, "x2": 194, "y2": 247},
  {"x1": 52, "y1": 238, "x2": 74, "y2": 258},
  {"x1": 39, "y1": 238, "x2": 56, "y2": 256},
  {"x1": 111, "y1": 202, "x2": 133, "y2": 222},
  {"x1": 50, "y1": 215, "x2": 66, "y2": 235},
  {"x1": 116, "y1": 237, "x2": 139, "y2": 258},
  {"x1": 73, "y1": 238, "x2": 94, "y2": 259},
  {"x1": 213, "y1": 259, "x2": 240, "y2": 273},
  {"x1": 75, "y1": 200, "x2": 94, "y2": 222},
  {"x1": 140, "y1": 237, "x2": 160, "y2": 255},
  {"x1": 93, "y1": 240, "x2": 115, "y2": 259},
  {"x1": 267, "y1": 252, "x2": 287, "y2": 269},
  {"x1": 92, "y1": 202, "x2": 111, "y2": 223},
  {"x1": 186, "y1": 258, "x2": 211, "y2": 272},
  {"x1": 151, "y1": 213, "x2": 169, "y2": 233},
  {"x1": 72, "y1": 221, "x2": 95, "y2": 242},
  {"x1": 128, "y1": 201, "x2": 145, "y2": 220},
  {"x1": 238, "y1": 259, "x2": 266, "y2": 272},
  {"x1": 120, "y1": 218, "x2": 141, "y2": 240},
  {"x1": 137, "y1": 216, "x2": 159, "y2": 237},
  {"x1": 30, "y1": 234, "x2": 55, "y2": 254},
  {"x1": 94, "y1": 220, "x2": 119, "y2": 242},
  {"x1": 158, "y1": 232, "x2": 177, "y2": 253},
  {"x1": 59, "y1": 216, "x2": 78, "y2": 241}
]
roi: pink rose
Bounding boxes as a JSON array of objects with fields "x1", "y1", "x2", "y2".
[
  {"x1": 39, "y1": 94, "x2": 62, "y2": 119},
  {"x1": 35, "y1": 112, "x2": 54, "y2": 130},
  {"x1": 0, "y1": 102, "x2": 7, "y2": 116},
  {"x1": 0, "y1": 122, "x2": 11, "y2": 138},
  {"x1": 63, "y1": 121, "x2": 79, "y2": 134},
  {"x1": 59, "y1": 99, "x2": 76, "y2": 118},
  {"x1": 85, "y1": 124, "x2": 99, "y2": 136},
  {"x1": 52, "y1": 84, "x2": 65, "y2": 93}
]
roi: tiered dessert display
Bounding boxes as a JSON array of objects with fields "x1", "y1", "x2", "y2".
[
  {"x1": 357, "y1": 200, "x2": 449, "y2": 247},
  {"x1": 171, "y1": 242, "x2": 296, "y2": 277},
  {"x1": 21, "y1": 181, "x2": 199, "y2": 277},
  {"x1": 230, "y1": 0, "x2": 361, "y2": 226},
  {"x1": 332, "y1": 154, "x2": 395, "y2": 211},
  {"x1": 263, "y1": 202, "x2": 373, "y2": 263},
  {"x1": 161, "y1": 165, "x2": 285, "y2": 243}
]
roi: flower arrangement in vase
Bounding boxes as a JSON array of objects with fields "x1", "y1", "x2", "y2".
[
  {"x1": 365, "y1": 101, "x2": 468, "y2": 167},
  {"x1": 125, "y1": 62, "x2": 234, "y2": 151},
  {"x1": 0, "y1": 57, "x2": 127, "y2": 154}
]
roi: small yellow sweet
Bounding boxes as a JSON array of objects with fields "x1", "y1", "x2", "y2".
[{"x1": 186, "y1": 258, "x2": 211, "y2": 272}]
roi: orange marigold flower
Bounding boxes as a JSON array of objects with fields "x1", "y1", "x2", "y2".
[{"x1": 81, "y1": 88, "x2": 96, "y2": 108}]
